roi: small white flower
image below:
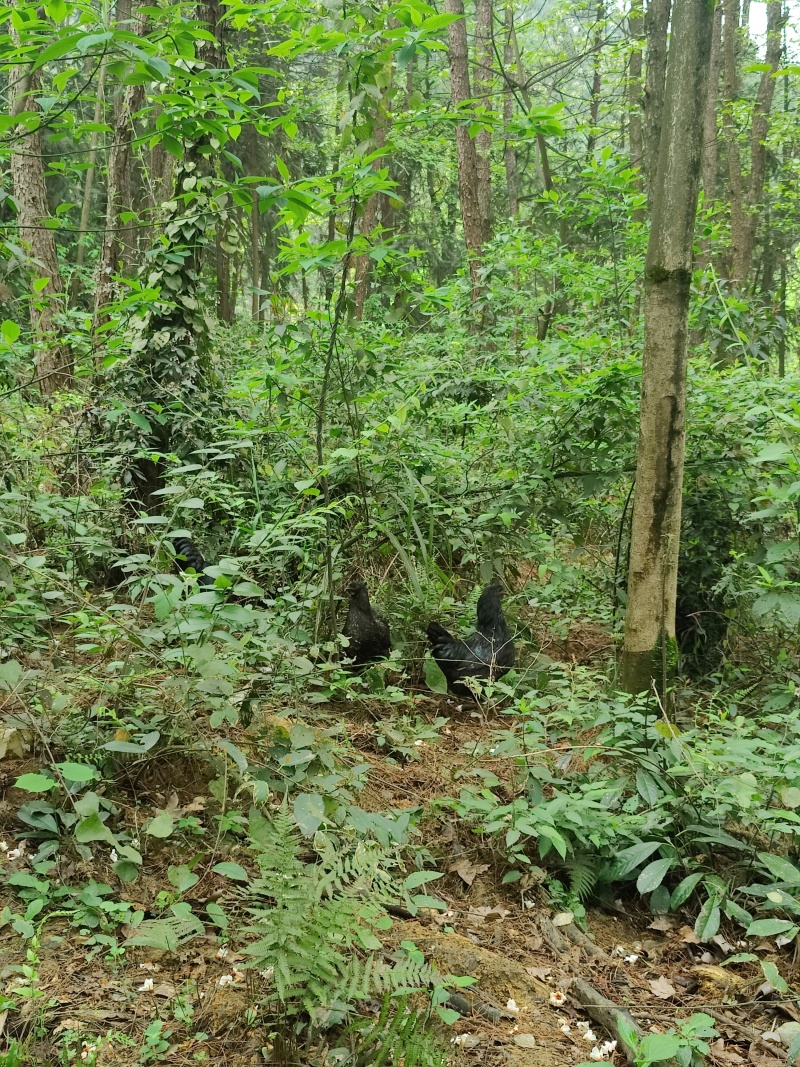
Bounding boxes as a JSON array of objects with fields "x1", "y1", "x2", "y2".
[
  {"x1": 624, "y1": 954, "x2": 639, "y2": 963},
  {"x1": 589, "y1": 1047, "x2": 606, "y2": 1062},
  {"x1": 577, "y1": 1020, "x2": 591, "y2": 1030},
  {"x1": 0, "y1": 841, "x2": 8, "y2": 851},
  {"x1": 560, "y1": 1023, "x2": 571, "y2": 1035},
  {"x1": 215, "y1": 946, "x2": 229, "y2": 959},
  {"x1": 582, "y1": 1029, "x2": 597, "y2": 1042},
  {"x1": 6, "y1": 849, "x2": 21, "y2": 861},
  {"x1": 414, "y1": 739, "x2": 425, "y2": 747},
  {"x1": 131, "y1": 838, "x2": 140, "y2": 848},
  {"x1": 549, "y1": 990, "x2": 566, "y2": 1006},
  {"x1": 137, "y1": 978, "x2": 154, "y2": 992},
  {"x1": 601, "y1": 1040, "x2": 618, "y2": 1055},
  {"x1": 260, "y1": 967, "x2": 274, "y2": 981},
  {"x1": 506, "y1": 998, "x2": 519, "y2": 1015},
  {"x1": 110, "y1": 849, "x2": 118, "y2": 863},
  {"x1": 452, "y1": 1034, "x2": 473, "y2": 1046},
  {"x1": 217, "y1": 974, "x2": 234, "y2": 987},
  {"x1": 232, "y1": 968, "x2": 245, "y2": 982}
]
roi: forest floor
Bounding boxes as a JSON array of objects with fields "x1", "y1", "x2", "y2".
[{"x1": 0, "y1": 624, "x2": 795, "y2": 1067}]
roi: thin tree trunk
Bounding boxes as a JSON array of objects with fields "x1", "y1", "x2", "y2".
[
  {"x1": 628, "y1": 0, "x2": 644, "y2": 214},
  {"x1": 701, "y1": 1, "x2": 723, "y2": 202},
  {"x1": 251, "y1": 187, "x2": 261, "y2": 321},
  {"x1": 473, "y1": 0, "x2": 494, "y2": 241},
  {"x1": 354, "y1": 121, "x2": 386, "y2": 320},
  {"x1": 723, "y1": 0, "x2": 783, "y2": 288},
  {"x1": 741, "y1": 0, "x2": 750, "y2": 32},
  {"x1": 620, "y1": 0, "x2": 714, "y2": 695},
  {"x1": 94, "y1": 78, "x2": 144, "y2": 327},
  {"x1": 643, "y1": 0, "x2": 671, "y2": 204},
  {"x1": 587, "y1": 2, "x2": 605, "y2": 157},
  {"x1": 503, "y1": 3, "x2": 518, "y2": 217},
  {"x1": 9, "y1": 11, "x2": 71, "y2": 393},
  {"x1": 697, "y1": 1, "x2": 723, "y2": 272},
  {"x1": 216, "y1": 223, "x2": 231, "y2": 322},
  {"x1": 71, "y1": 53, "x2": 108, "y2": 306},
  {"x1": 445, "y1": 0, "x2": 484, "y2": 300}
]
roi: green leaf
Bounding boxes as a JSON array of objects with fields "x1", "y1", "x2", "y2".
[
  {"x1": 788, "y1": 1031, "x2": 800, "y2": 1064},
  {"x1": 424, "y1": 657, "x2": 448, "y2": 694},
  {"x1": 55, "y1": 762, "x2": 96, "y2": 783},
  {"x1": 275, "y1": 156, "x2": 289, "y2": 182},
  {"x1": 128, "y1": 411, "x2": 152, "y2": 432},
  {"x1": 206, "y1": 901, "x2": 228, "y2": 928},
  {"x1": 293, "y1": 792, "x2": 325, "y2": 835},
  {"x1": 211, "y1": 862, "x2": 249, "y2": 882},
  {"x1": 746, "y1": 918, "x2": 799, "y2": 937},
  {"x1": 46, "y1": 0, "x2": 68, "y2": 20},
  {"x1": 669, "y1": 872, "x2": 703, "y2": 910},
  {"x1": 694, "y1": 895, "x2": 721, "y2": 941},
  {"x1": 404, "y1": 870, "x2": 443, "y2": 890},
  {"x1": 612, "y1": 840, "x2": 662, "y2": 878},
  {"x1": 15, "y1": 773, "x2": 55, "y2": 793},
  {"x1": 760, "y1": 960, "x2": 789, "y2": 993},
  {"x1": 1, "y1": 320, "x2": 20, "y2": 343},
  {"x1": 758, "y1": 852, "x2": 800, "y2": 886},
  {"x1": 637, "y1": 858, "x2": 673, "y2": 894},
  {"x1": 145, "y1": 812, "x2": 175, "y2": 838},
  {"x1": 75, "y1": 812, "x2": 114, "y2": 843},
  {"x1": 639, "y1": 1034, "x2": 681, "y2": 1062},
  {"x1": 168, "y1": 865, "x2": 199, "y2": 893},
  {"x1": 114, "y1": 860, "x2": 140, "y2": 883}
]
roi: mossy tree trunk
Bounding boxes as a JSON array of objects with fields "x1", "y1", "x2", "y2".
[{"x1": 620, "y1": 0, "x2": 715, "y2": 695}]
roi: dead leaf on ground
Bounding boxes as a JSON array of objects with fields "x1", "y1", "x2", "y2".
[
  {"x1": 467, "y1": 906, "x2": 510, "y2": 924},
  {"x1": 708, "y1": 1038, "x2": 745, "y2": 1064},
  {"x1": 513, "y1": 1034, "x2": 537, "y2": 1048},
  {"x1": 648, "y1": 916, "x2": 674, "y2": 933},
  {"x1": 552, "y1": 912, "x2": 574, "y2": 927},
  {"x1": 153, "y1": 982, "x2": 177, "y2": 998},
  {"x1": 526, "y1": 966, "x2": 551, "y2": 980},
  {"x1": 679, "y1": 925, "x2": 700, "y2": 944},
  {"x1": 649, "y1": 975, "x2": 677, "y2": 999},
  {"x1": 450, "y1": 858, "x2": 490, "y2": 887}
]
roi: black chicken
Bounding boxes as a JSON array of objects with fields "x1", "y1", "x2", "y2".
[
  {"x1": 427, "y1": 581, "x2": 515, "y2": 695},
  {"x1": 171, "y1": 536, "x2": 215, "y2": 587},
  {"x1": 342, "y1": 581, "x2": 391, "y2": 664}
]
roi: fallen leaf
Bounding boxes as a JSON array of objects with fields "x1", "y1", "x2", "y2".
[
  {"x1": 552, "y1": 912, "x2": 574, "y2": 927},
  {"x1": 153, "y1": 982, "x2": 177, "y2": 999},
  {"x1": 453, "y1": 1033, "x2": 481, "y2": 1048},
  {"x1": 449, "y1": 858, "x2": 490, "y2": 887},
  {"x1": 0, "y1": 727, "x2": 29, "y2": 761},
  {"x1": 467, "y1": 906, "x2": 510, "y2": 924},
  {"x1": 648, "y1": 916, "x2": 674, "y2": 933},
  {"x1": 649, "y1": 975, "x2": 677, "y2": 999},
  {"x1": 513, "y1": 1034, "x2": 536, "y2": 1048},
  {"x1": 679, "y1": 925, "x2": 700, "y2": 944},
  {"x1": 526, "y1": 966, "x2": 551, "y2": 980}
]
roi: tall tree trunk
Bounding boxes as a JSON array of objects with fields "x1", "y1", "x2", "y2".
[
  {"x1": 251, "y1": 187, "x2": 261, "y2": 321},
  {"x1": 94, "y1": 80, "x2": 144, "y2": 327},
  {"x1": 71, "y1": 53, "x2": 108, "y2": 306},
  {"x1": 643, "y1": 0, "x2": 671, "y2": 204},
  {"x1": 723, "y1": 0, "x2": 783, "y2": 288},
  {"x1": 701, "y1": 1, "x2": 723, "y2": 202},
  {"x1": 741, "y1": 0, "x2": 750, "y2": 32},
  {"x1": 587, "y1": 2, "x2": 605, "y2": 157},
  {"x1": 9, "y1": 15, "x2": 71, "y2": 394},
  {"x1": 620, "y1": 0, "x2": 714, "y2": 695},
  {"x1": 354, "y1": 121, "x2": 386, "y2": 320},
  {"x1": 503, "y1": 3, "x2": 518, "y2": 217},
  {"x1": 697, "y1": 1, "x2": 723, "y2": 272},
  {"x1": 216, "y1": 223, "x2": 232, "y2": 322},
  {"x1": 445, "y1": 0, "x2": 484, "y2": 300},
  {"x1": 628, "y1": 0, "x2": 644, "y2": 210},
  {"x1": 473, "y1": 0, "x2": 494, "y2": 241}
]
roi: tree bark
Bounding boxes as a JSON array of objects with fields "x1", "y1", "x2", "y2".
[
  {"x1": 628, "y1": 0, "x2": 644, "y2": 211},
  {"x1": 503, "y1": 3, "x2": 518, "y2": 217},
  {"x1": 354, "y1": 120, "x2": 386, "y2": 320},
  {"x1": 94, "y1": 79, "x2": 144, "y2": 327},
  {"x1": 643, "y1": 0, "x2": 671, "y2": 204},
  {"x1": 445, "y1": 0, "x2": 484, "y2": 300},
  {"x1": 251, "y1": 187, "x2": 261, "y2": 321},
  {"x1": 9, "y1": 12, "x2": 71, "y2": 393},
  {"x1": 587, "y1": 2, "x2": 605, "y2": 157},
  {"x1": 71, "y1": 52, "x2": 108, "y2": 306},
  {"x1": 701, "y1": 1, "x2": 723, "y2": 202},
  {"x1": 473, "y1": 0, "x2": 494, "y2": 241},
  {"x1": 723, "y1": 0, "x2": 783, "y2": 288},
  {"x1": 620, "y1": 0, "x2": 714, "y2": 695}
]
